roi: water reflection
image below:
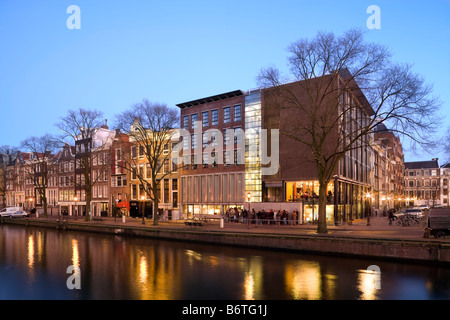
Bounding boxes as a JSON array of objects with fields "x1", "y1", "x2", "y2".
[
  {"x1": 27, "y1": 235, "x2": 34, "y2": 268},
  {"x1": 0, "y1": 224, "x2": 449, "y2": 300},
  {"x1": 357, "y1": 267, "x2": 381, "y2": 300},
  {"x1": 285, "y1": 261, "x2": 322, "y2": 299}
]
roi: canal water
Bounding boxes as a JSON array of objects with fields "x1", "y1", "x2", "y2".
[{"x1": 0, "y1": 224, "x2": 449, "y2": 300}]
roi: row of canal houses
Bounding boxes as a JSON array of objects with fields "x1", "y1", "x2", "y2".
[{"x1": 1, "y1": 71, "x2": 425, "y2": 223}]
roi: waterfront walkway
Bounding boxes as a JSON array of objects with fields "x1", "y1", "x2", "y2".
[
  {"x1": 4, "y1": 213, "x2": 450, "y2": 264},
  {"x1": 13, "y1": 214, "x2": 449, "y2": 243}
]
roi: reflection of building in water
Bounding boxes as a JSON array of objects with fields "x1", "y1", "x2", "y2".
[
  {"x1": 27, "y1": 234, "x2": 34, "y2": 268},
  {"x1": 184, "y1": 249, "x2": 265, "y2": 300},
  {"x1": 285, "y1": 261, "x2": 323, "y2": 300},
  {"x1": 71, "y1": 239, "x2": 80, "y2": 277},
  {"x1": 131, "y1": 246, "x2": 183, "y2": 300},
  {"x1": 243, "y1": 256, "x2": 263, "y2": 300},
  {"x1": 357, "y1": 268, "x2": 381, "y2": 300}
]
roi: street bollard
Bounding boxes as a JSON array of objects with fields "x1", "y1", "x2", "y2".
[
  {"x1": 122, "y1": 215, "x2": 126, "y2": 223},
  {"x1": 220, "y1": 216, "x2": 224, "y2": 229}
]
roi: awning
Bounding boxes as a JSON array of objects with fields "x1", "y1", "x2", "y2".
[
  {"x1": 264, "y1": 182, "x2": 283, "y2": 188},
  {"x1": 116, "y1": 201, "x2": 129, "y2": 210}
]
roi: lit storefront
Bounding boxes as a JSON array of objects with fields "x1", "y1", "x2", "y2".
[{"x1": 284, "y1": 179, "x2": 370, "y2": 224}]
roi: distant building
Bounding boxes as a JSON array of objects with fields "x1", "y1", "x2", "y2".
[
  {"x1": 110, "y1": 129, "x2": 131, "y2": 217},
  {"x1": 372, "y1": 124, "x2": 405, "y2": 212},
  {"x1": 440, "y1": 162, "x2": 450, "y2": 207},
  {"x1": 404, "y1": 158, "x2": 441, "y2": 207}
]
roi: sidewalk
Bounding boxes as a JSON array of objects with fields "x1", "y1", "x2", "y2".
[{"x1": 27, "y1": 214, "x2": 444, "y2": 242}]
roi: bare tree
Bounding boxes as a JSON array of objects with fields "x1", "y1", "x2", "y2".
[
  {"x1": 56, "y1": 108, "x2": 112, "y2": 221},
  {"x1": 258, "y1": 29, "x2": 441, "y2": 234},
  {"x1": 0, "y1": 145, "x2": 18, "y2": 209},
  {"x1": 114, "y1": 99, "x2": 179, "y2": 225},
  {"x1": 20, "y1": 134, "x2": 58, "y2": 217}
]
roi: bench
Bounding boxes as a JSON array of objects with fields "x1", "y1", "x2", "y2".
[
  {"x1": 184, "y1": 219, "x2": 204, "y2": 226},
  {"x1": 93, "y1": 217, "x2": 103, "y2": 222}
]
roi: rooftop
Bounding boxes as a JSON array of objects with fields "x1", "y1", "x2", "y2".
[
  {"x1": 176, "y1": 90, "x2": 244, "y2": 109},
  {"x1": 405, "y1": 159, "x2": 439, "y2": 170}
]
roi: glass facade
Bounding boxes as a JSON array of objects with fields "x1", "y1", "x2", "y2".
[{"x1": 244, "y1": 91, "x2": 262, "y2": 203}]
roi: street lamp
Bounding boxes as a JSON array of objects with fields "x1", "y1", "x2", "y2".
[
  {"x1": 74, "y1": 196, "x2": 78, "y2": 217},
  {"x1": 247, "y1": 192, "x2": 252, "y2": 228},
  {"x1": 365, "y1": 192, "x2": 372, "y2": 226},
  {"x1": 28, "y1": 197, "x2": 34, "y2": 216}
]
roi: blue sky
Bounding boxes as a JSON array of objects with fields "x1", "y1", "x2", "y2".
[{"x1": 0, "y1": 0, "x2": 449, "y2": 162}]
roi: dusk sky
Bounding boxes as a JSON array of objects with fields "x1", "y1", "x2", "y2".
[{"x1": 1, "y1": 0, "x2": 449, "y2": 163}]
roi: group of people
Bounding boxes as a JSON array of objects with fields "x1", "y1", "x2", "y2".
[{"x1": 224, "y1": 207, "x2": 301, "y2": 225}]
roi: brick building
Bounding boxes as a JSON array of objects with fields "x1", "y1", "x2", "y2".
[
  {"x1": 177, "y1": 90, "x2": 247, "y2": 217},
  {"x1": 260, "y1": 73, "x2": 374, "y2": 223}
]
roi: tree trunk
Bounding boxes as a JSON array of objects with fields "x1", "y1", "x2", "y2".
[
  {"x1": 317, "y1": 180, "x2": 329, "y2": 234},
  {"x1": 153, "y1": 198, "x2": 159, "y2": 226},
  {"x1": 85, "y1": 194, "x2": 91, "y2": 221},
  {"x1": 43, "y1": 196, "x2": 48, "y2": 218}
]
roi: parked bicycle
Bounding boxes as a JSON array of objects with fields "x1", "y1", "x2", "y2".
[{"x1": 393, "y1": 214, "x2": 422, "y2": 227}]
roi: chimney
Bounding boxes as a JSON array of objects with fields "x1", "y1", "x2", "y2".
[{"x1": 101, "y1": 119, "x2": 109, "y2": 129}]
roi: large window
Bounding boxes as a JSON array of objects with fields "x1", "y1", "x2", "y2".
[
  {"x1": 191, "y1": 114, "x2": 198, "y2": 129},
  {"x1": 202, "y1": 111, "x2": 209, "y2": 127},
  {"x1": 234, "y1": 105, "x2": 241, "y2": 121},
  {"x1": 223, "y1": 107, "x2": 231, "y2": 123},
  {"x1": 211, "y1": 109, "x2": 218, "y2": 125},
  {"x1": 183, "y1": 115, "x2": 189, "y2": 129}
]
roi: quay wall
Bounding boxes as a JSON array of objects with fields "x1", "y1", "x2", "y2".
[{"x1": 2, "y1": 218, "x2": 450, "y2": 265}]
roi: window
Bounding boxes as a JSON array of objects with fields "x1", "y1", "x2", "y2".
[
  {"x1": 191, "y1": 154, "x2": 197, "y2": 169},
  {"x1": 131, "y1": 146, "x2": 137, "y2": 159},
  {"x1": 146, "y1": 163, "x2": 151, "y2": 179},
  {"x1": 191, "y1": 134, "x2": 197, "y2": 149},
  {"x1": 172, "y1": 157, "x2": 178, "y2": 172},
  {"x1": 234, "y1": 127, "x2": 242, "y2": 145},
  {"x1": 223, "y1": 107, "x2": 231, "y2": 123},
  {"x1": 183, "y1": 115, "x2": 189, "y2": 129},
  {"x1": 234, "y1": 149, "x2": 243, "y2": 165},
  {"x1": 163, "y1": 143, "x2": 169, "y2": 155},
  {"x1": 209, "y1": 129, "x2": 219, "y2": 146},
  {"x1": 211, "y1": 110, "x2": 218, "y2": 125},
  {"x1": 234, "y1": 105, "x2": 241, "y2": 121},
  {"x1": 203, "y1": 153, "x2": 209, "y2": 167},
  {"x1": 191, "y1": 114, "x2": 198, "y2": 129},
  {"x1": 202, "y1": 132, "x2": 209, "y2": 148},
  {"x1": 224, "y1": 129, "x2": 231, "y2": 145},
  {"x1": 164, "y1": 179, "x2": 169, "y2": 204},
  {"x1": 202, "y1": 111, "x2": 209, "y2": 127},
  {"x1": 132, "y1": 184, "x2": 137, "y2": 200},
  {"x1": 131, "y1": 165, "x2": 137, "y2": 180},
  {"x1": 224, "y1": 150, "x2": 231, "y2": 166}
]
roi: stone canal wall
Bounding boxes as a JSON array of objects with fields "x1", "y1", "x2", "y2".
[{"x1": 2, "y1": 218, "x2": 450, "y2": 265}]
